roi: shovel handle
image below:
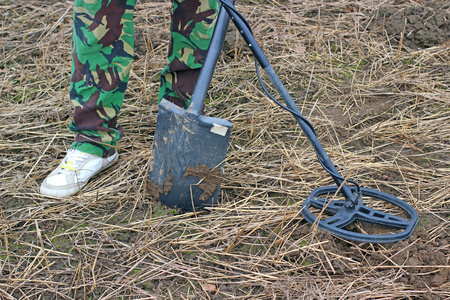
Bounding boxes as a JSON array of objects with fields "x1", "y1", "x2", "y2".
[{"x1": 187, "y1": 0, "x2": 235, "y2": 115}]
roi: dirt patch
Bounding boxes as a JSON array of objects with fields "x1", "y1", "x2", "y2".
[
  {"x1": 370, "y1": 3, "x2": 450, "y2": 48},
  {"x1": 292, "y1": 213, "x2": 449, "y2": 291},
  {"x1": 146, "y1": 180, "x2": 163, "y2": 200},
  {"x1": 184, "y1": 164, "x2": 222, "y2": 201},
  {"x1": 163, "y1": 172, "x2": 173, "y2": 195},
  {"x1": 147, "y1": 167, "x2": 173, "y2": 198},
  {"x1": 373, "y1": 227, "x2": 449, "y2": 289},
  {"x1": 162, "y1": 166, "x2": 174, "y2": 195}
]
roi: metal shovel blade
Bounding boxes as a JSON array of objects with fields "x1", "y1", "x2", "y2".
[{"x1": 148, "y1": 99, "x2": 232, "y2": 211}]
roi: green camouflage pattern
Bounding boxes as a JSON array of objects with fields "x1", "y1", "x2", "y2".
[
  {"x1": 159, "y1": 0, "x2": 219, "y2": 108},
  {"x1": 69, "y1": 0, "x2": 219, "y2": 157}
]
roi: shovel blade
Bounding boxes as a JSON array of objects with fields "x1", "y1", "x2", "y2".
[{"x1": 148, "y1": 99, "x2": 232, "y2": 211}]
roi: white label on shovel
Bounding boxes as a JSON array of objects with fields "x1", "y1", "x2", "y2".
[{"x1": 211, "y1": 123, "x2": 228, "y2": 136}]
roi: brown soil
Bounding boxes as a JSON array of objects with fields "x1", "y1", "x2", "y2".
[
  {"x1": 291, "y1": 219, "x2": 449, "y2": 291},
  {"x1": 163, "y1": 172, "x2": 174, "y2": 195},
  {"x1": 147, "y1": 180, "x2": 163, "y2": 200},
  {"x1": 370, "y1": 1, "x2": 449, "y2": 49},
  {"x1": 184, "y1": 164, "x2": 222, "y2": 201}
]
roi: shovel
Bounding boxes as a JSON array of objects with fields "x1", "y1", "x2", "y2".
[{"x1": 148, "y1": 3, "x2": 233, "y2": 211}]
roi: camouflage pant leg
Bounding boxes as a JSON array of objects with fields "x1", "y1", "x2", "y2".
[
  {"x1": 69, "y1": 0, "x2": 136, "y2": 158},
  {"x1": 158, "y1": 0, "x2": 220, "y2": 108},
  {"x1": 69, "y1": 0, "x2": 219, "y2": 157}
]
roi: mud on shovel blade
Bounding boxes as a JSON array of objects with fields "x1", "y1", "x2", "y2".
[{"x1": 148, "y1": 4, "x2": 233, "y2": 211}]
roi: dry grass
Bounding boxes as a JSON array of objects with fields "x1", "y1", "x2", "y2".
[{"x1": 1, "y1": 0, "x2": 449, "y2": 299}]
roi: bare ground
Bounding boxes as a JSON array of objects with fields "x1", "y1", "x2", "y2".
[{"x1": 0, "y1": 0, "x2": 449, "y2": 299}]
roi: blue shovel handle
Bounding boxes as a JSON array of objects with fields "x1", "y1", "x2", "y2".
[{"x1": 187, "y1": 0, "x2": 236, "y2": 116}]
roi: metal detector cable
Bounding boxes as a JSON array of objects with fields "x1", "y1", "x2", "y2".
[
  {"x1": 254, "y1": 61, "x2": 361, "y2": 193},
  {"x1": 220, "y1": 0, "x2": 361, "y2": 193}
]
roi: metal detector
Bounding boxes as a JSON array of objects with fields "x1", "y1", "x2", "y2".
[{"x1": 218, "y1": 0, "x2": 419, "y2": 243}]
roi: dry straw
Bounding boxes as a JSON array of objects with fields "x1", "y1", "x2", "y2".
[{"x1": 1, "y1": 0, "x2": 449, "y2": 299}]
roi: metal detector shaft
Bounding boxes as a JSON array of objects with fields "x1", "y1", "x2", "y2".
[
  {"x1": 187, "y1": 0, "x2": 235, "y2": 115},
  {"x1": 222, "y1": 1, "x2": 355, "y2": 201}
]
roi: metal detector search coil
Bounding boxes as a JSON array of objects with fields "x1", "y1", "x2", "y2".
[{"x1": 302, "y1": 186, "x2": 419, "y2": 243}]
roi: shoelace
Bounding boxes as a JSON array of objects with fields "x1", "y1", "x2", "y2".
[{"x1": 59, "y1": 149, "x2": 90, "y2": 174}]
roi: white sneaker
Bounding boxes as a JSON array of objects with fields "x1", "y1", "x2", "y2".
[{"x1": 40, "y1": 148, "x2": 118, "y2": 198}]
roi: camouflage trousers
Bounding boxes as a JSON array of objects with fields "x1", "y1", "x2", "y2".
[{"x1": 69, "y1": 0, "x2": 219, "y2": 157}]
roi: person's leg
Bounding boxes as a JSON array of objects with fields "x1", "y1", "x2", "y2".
[
  {"x1": 40, "y1": 0, "x2": 136, "y2": 197},
  {"x1": 159, "y1": 0, "x2": 220, "y2": 109},
  {"x1": 69, "y1": 0, "x2": 136, "y2": 158}
]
